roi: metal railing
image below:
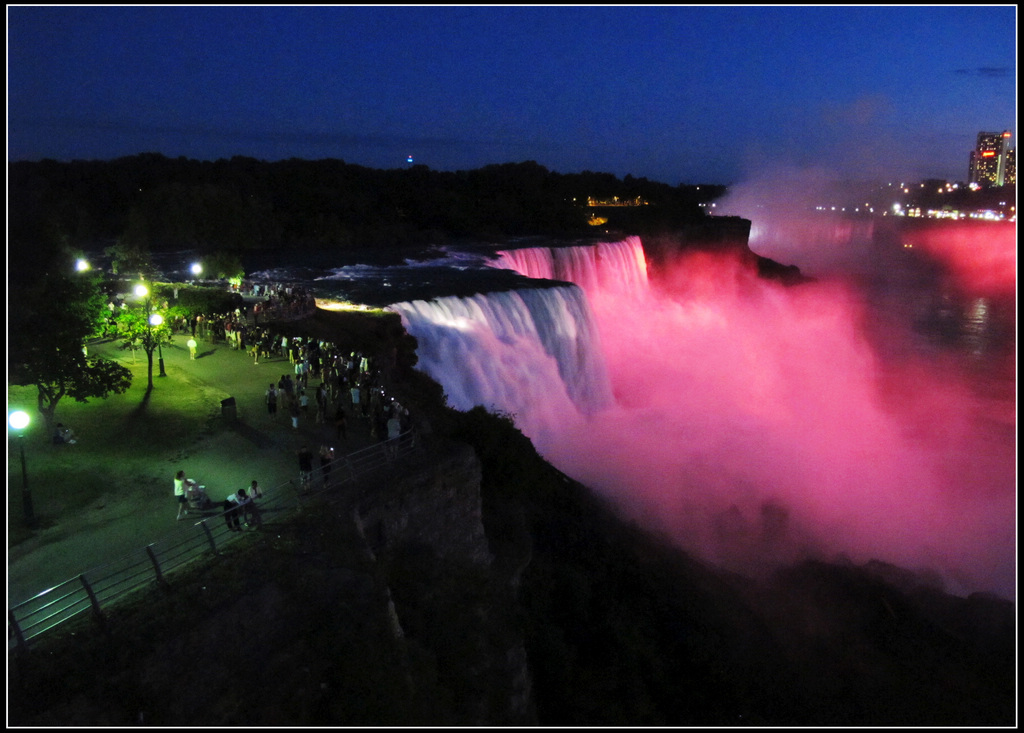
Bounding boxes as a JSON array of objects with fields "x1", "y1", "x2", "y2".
[{"x1": 8, "y1": 431, "x2": 417, "y2": 651}]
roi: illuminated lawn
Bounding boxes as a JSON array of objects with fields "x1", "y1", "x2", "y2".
[{"x1": 7, "y1": 342, "x2": 222, "y2": 547}]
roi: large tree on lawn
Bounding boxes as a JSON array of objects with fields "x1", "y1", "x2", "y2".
[{"x1": 9, "y1": 266, "x2": 132, "y2": 431}]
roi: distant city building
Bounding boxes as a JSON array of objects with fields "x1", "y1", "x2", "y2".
[
  {"x1": 968, "y1": 130, "x2": 1013, "y2": 186},
  {"x1": 1003, "y1": 147, "x2": 1015, "y2": 186},
  {"x1": 586, "y1": 195, "x2": 648, "y2": 207}
]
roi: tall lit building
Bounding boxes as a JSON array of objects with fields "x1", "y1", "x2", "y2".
[
  {"x1": 1003, "y1": 147, "x2": 1015, "y2": 186},
  {"x1": 968, "y1": 130, "x2": 1012, "y2": 186}
]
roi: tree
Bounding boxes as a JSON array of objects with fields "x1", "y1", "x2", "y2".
[
  {"x1": 105, "y1": 209, "x2": 158, "y2": 280},
  {"x1": 9, "y1": 268, "x2": 133, "y2": 431},
  {"x1": 114, "y1": 290, "x2": 174, "y2": 390},
  {"x1": 204, "y1": 250, "x2": 246, "y2": 284}
]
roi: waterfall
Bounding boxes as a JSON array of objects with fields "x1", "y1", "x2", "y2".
[
  {"x1": 388, "y1": 285, "x2": 613, "y2": 421},
  {"x1": 388, "y1": 237, "x2": 650, "y2": 423},
  {"x1": 386, "y1": 231, "x2": 1014, "y2": 598},
  {"x1": 492, "y1": 236, "x2": 649, "y2": 298},
  {"x1": 388, "y1": 237, "x2": 651, "y2": 432}
]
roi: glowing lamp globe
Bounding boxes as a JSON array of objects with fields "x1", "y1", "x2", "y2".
[
  {"x1": 9, "y1": 411, "x2": 30, "y2": 431},
  {"x1": 149, "y1": 313, "x2": 164, "y2": 327},
  {"x1": 135, "y1": 284, "x2": 148, "y2": 298}
]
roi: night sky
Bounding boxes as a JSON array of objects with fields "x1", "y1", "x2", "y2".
[{"x1": 7, "y1": 5, "x2": 1017, "y2": 185}]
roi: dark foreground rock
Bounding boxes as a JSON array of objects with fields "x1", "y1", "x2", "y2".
[{"x1": 7, "y1": 405, "x2": 1014, "y2": 727}]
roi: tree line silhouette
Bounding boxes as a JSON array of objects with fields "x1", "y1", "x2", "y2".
[{"x1": 9, "y1": 154, "x2": 725, "y2": 276}]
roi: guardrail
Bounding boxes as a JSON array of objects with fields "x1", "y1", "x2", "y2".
[{"x1": 8, "y1": 431, "x2": 417, "y2": 651}]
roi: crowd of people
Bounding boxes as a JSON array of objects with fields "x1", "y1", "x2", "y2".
[
  {"x1": 102, "y1": 282, "x2": 318, "y2": 348},
  {"x1": 165, "y1": 281, "x2": 416, "y2": 527},
  {"x1": 171, "y1": 285, "x2": 317, "y2": 348},
  {"x1": 261, "y1": 334, "x2": 412, "y2": 442}
]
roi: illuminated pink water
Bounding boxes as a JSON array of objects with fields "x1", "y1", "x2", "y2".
[
  {"x1": 900, "y1": 221, "x2": 1017, "y2": 296},
  {"x1": 396, "y1": 230, "x2": 1016, "y2": 598}
]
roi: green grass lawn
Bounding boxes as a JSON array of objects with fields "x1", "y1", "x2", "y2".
[
  {"x1": 7, "y1": 308, "x2": 418, "y2": 552},
  {"x1": 7, "y1": 354, "x2": 223, "y2": 547}
]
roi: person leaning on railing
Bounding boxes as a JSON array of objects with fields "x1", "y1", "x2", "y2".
[
  {"x1": 237, "y1": 488, "x2": 261, "y2": 528},
  {"x1": 223, "y1": 489, "x2": 244, "y2": 531}
]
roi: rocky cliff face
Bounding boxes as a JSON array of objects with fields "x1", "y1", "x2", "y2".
[
  {"x1": 640, "y1": 216, "x2": 753, "y2": 271},
  {"x1": 640, "y1": 217, "x2": 811, "y2": 285},
  {"x1": 353, "y1": 440, "x2": 536, "y2": 725},
  {"x1": 355, "y1": 441, "x2": 492, "y2": 567},
  {"x1": 8, "y1": 437, "x2": 537, "y2": 727},
  {"x1": 7, "y1": 407, "x2": 1015, "y2": 727}
]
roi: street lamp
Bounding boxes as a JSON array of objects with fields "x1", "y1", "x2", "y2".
[
  {"x1": 8, "y1": 410, "x2": 35, "y2": 528},
  {"x1": 150, "y1": 312, "x2": 166, "y2": 376},
  {"x1": 191, "y1": 263, "x2": 202, "y2": 283},
  {"x1": 135, "y1": 284, "x2": 157, "y2": 387},
  {"x1": 135, "y1": 285, "x2": 152, "y2": 342}
]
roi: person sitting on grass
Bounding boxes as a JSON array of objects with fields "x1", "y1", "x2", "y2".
[{"x1": 52, "y1": 423, "x2": 77, "y2": 445}]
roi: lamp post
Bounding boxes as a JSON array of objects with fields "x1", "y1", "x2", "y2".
[
  {"x1": 135, "y1": 284, "x2": 156, "y2": 388},
  {"x1": 150, "y1": 312, "x2": 166, "y2": 376},
  {"x1": 8, "y1": 411, "x2": 35, "y2": 528},
  {"x1": 135, "y1": 285, "x2": 152, "y2": 340}
]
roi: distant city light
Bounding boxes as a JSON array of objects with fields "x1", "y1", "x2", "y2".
[{"x1": 407, "y1": 155, "x2": 414, "y2": 163}]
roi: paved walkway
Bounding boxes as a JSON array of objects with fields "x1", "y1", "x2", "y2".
[{"x1": 8, "y1": 317, "x2": 384, "y2": 605}]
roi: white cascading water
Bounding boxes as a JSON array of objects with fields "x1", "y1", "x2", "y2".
[
  {"x1": 389, "y1": 237, "x2": 648, "y2": 434},
  {"x1": 491, "y1": 236, "x2": 650, "y2": 299},
  {"x1": 388, "y1": 285, "x2": 613, "y2": 445}
]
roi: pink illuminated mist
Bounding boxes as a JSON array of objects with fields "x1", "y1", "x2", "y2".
[{"x1": 393, "y1": 229, "x2": 1015, "y2": 599}]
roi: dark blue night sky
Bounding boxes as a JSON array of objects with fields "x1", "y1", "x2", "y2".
[{"x1": 7, "y1": 5, "x2": 1017, "y2": 185}]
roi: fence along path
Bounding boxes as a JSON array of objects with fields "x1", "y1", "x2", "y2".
[{"x1": 8, "y1": 431, "x2": 416, "y2": 651}]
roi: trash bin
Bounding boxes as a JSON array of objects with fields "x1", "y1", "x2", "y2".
[{"x1": 221, "y1": 396, "x2": 237, "y2": 421}]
